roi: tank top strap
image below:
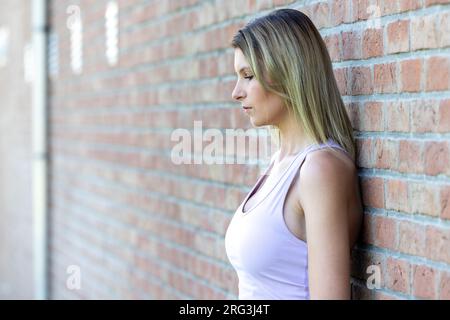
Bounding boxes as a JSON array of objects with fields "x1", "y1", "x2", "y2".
[{"x1": 274, "y1": 139, "x2": 349, "y2": 195}]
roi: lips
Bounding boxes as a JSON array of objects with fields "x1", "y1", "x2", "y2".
[{"x1": 242, "y1": 106, "x2": 252, "y2": 110}]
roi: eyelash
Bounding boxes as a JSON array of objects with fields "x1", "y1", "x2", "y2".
[{"x1": 244, "y1": 75, "x2": 254, "y2": 80}]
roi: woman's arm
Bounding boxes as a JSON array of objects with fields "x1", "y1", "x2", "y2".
[{"x1": 299, "y1": 150, "x2": 354, "y2": 299}]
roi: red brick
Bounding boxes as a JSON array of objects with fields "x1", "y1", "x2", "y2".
[
  {"x1": 347, "y1": 102, "x2": 361, "y2": 130},
  {"x1": 342, "y1": 30, "x2": 362, "y2": 60},
  {"x1": 426, "y1": 57, "x2": 450, "y2": 91},
  {"x1": 424, "y1": 0, "x2": 450, "y2": 6},
  {"x1": 373, "y1": 215, "x2": 397, "y2": 250},
  {"x1": 437, "y1": 11, "x2": 450, "y2": 47},
  {"x1": 362, "y1": 28, "x2": 383, "y2": 58},
  {"x1": 374, "y1": 63, "x2": 398, "y2": 93},
  {"x1": 386, "y1": 179, "x2": 410, "y2": 212},
  {"x1": 424, "y1": 141, "x2": 450, "y2": 176},
  {"x1": 310, "y1": 2, "x2": 330, "y2": 29},
  {"x1": 413, "y1": 264, "x2": 437, "y2": 299},
  {"x1": 411, "y1": 14, "x2": 439, "y2": 50},
  {"x1": 397, "y1": 221, "x2": 426, "y2": 256},
  {"x1": 398, "y1": 139, "x2": 423, "y2": 174},
  {"x1": 361, "y1": 177, "x2": 385, "y2": 209},
  {"x1": 400, "y1": 59, "x2": 422, "y2": 92},
  {"x1": 361, "y1": 101, "x2": 383, "y2": 131},
  {"x1": 330, "y1": 0, "x2": 350, "y2": 26},
  {"x1": 352, "y1": 0, "x2": 372, "y2": 21},
  {"x1": 355, "y1": 138, "x2": 373, "y2": 168},
  {"x1": 425, "y1": 225, "x2": 450, "y2": 264},
  {"x1": 334, "y1": 68, "x2": 349, "y2": 96},
  {"x1": 408, "y1": 182, "x2": 439, "y2": 217},
  {"x1": 439, "y1": 270, "x2": 450, "y2": 299},
  {"x1": 386, "y1": 257, "x2": 411, "y2": 294},
  {"x1": 385, "y1": 101, "x2": 410, "y2": 132},
  {"x1": 438, "y1": 99, "x2": 450, "y2": 132},
  {"x1": 375, "y1": 138, "x2": 398, "y2": 170},
  {"x1": 398, "y1": 0, "x2": 422, "y2": 12},
  {"x1": 440, "y1": 185, "x2": 450, "y2": 220},
  {"x1": 324, "y1": 34, "x2": 341, "y2": 62},
  {"x1": 387, "y1": 20, "x2": 410, "y2": 53},
  {"x1": 411, "y1": 100, "x2": 439, "y2": 133},
  {"x1": 349, "y1": 66, "x2": 373, "y2": 95},
  {"x1": 381, "y1": 0, "x2": 399, "y2": 15}
]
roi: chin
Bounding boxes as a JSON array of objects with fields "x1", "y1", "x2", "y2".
[
  {"x1": 250, "y1": 118, "x2": 266, "y2": 127},
  {"x1": 250, "y1": 117, "x2": 272, "y2": 128}
]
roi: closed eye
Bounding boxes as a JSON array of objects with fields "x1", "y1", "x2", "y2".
[{"x1": 244, "y1": 76, "x2": 254, "y2": 80}]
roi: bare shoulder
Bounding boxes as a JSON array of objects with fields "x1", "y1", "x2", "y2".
[
  {"x1": 297, "y1": 148, "x2": 359, "y2": 299},
  {"x1": 298, "y1": 148, "x2": 357, "y2": 207},
  {"x1": 303, "y1": 148, "x2": 356, "y2": 179}
]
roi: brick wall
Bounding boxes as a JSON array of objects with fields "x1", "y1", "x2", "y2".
[{"x1": 47, "y1": 0, "x2": 450, "y2": 299}]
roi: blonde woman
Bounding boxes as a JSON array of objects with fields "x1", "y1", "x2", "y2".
[{"x1": 225, "y1": 8, "x2": 363, "y2": 300}]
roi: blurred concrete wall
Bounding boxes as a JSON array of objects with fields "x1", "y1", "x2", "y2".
[{"x1": 0, "y1": 0, "x2": 34, "y2": 299}]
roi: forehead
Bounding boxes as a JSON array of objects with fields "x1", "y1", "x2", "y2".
[{"x1": 234, "y1": 48, "x2": 251, "y2": 73}]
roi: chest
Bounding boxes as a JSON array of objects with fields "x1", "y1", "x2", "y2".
[{"x1": 243, "y1": 166, "x2": 307, "y2": 242}]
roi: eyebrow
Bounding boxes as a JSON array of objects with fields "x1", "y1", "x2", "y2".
[{"x1": 235, "y1": 66, "x2": 251, "y2": 74}]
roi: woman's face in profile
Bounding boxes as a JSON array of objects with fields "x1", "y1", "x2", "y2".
[{"x1": 232, "y1": 48, "x2": 286, "y2": 128}]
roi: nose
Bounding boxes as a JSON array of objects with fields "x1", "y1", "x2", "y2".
[{"x1": 231, "y1": 82, "x2": 245, "y2": 101}]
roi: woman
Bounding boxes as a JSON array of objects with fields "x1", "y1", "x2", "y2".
[{"x1": 224, "y1": 8, "x2": 363, "y2": 300}]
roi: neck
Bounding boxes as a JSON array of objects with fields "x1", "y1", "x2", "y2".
[{"x1": 275, "y1": 114, "x2": 316, "y2": 161}]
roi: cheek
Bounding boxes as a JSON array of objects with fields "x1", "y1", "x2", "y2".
[
  {"x1": 265, "y1": 96, "x2": 285, "y2": 115},
  {"x1": 248, "y1": 83, "x2": 286, "y2": 119},
  {"x1": 247, "y1": 81, "x2": 267, "y2": 100},
  {"x1": 267, "y1": 102, "x2": 287, "y2": 125}
]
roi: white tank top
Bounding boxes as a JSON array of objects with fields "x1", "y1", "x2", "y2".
[{"x1": 225, "y1": 139, "x2": 350, "y2": 299}]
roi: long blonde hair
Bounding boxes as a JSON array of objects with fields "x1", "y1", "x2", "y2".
[{"x1": 231, "y1": 8, "x2": 356, "y2": 161}]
